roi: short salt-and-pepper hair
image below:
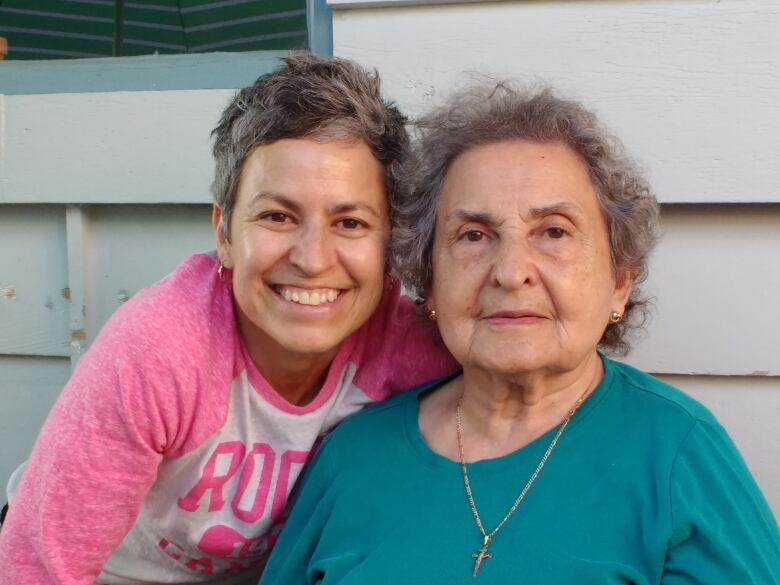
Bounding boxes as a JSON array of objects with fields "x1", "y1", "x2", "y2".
[{"x1": 211, "y1": 53, "x2": 409, "y2": 244}]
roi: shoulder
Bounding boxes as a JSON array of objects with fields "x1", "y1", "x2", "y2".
[
  {"x1": 604, "y1": 358, "x2": 757, "y2": 486},
  {"x1": 92, "y1": 253, "x2": 233, "y2": 366},
  {"x1": 600, "y1": 360, "x2": 778, "y2": 543},
  {"x1": 348, "y1": 276, "x2": 456, "y2": 397},
  {"x1": 61, "y1": 253, "x2": 237, "y2": 453},
  {"x1": 589, "y1": 357, "x2": 733, "y2": 474},
  {"x1": 607, "y1": 358, "x2": 718, "y2": 429},
  {"x1": 71, "y1": 253, "x2": 236, "y2": 410},
  {"x1": 112, "y1": 252, "x2": 221, "y2": 333}
]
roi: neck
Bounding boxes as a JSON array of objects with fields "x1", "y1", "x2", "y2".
[
  {"x1": 418, "y1": 352, "x2": 605, "y2": 462},
  {"x1": 237, "y1": 318, "x2": 337, "y2": 408},
  {"x1": 457, "y1": 352, "x2": 603, "y2": 458},
  {"x1": 254, "y1": 348, "x2": 335, "y2": 406}
]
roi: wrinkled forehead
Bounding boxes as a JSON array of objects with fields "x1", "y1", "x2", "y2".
[
  {"x1": 438, "y1": 140, "x2": 601, "y2": 221},
  {"x1": 234, "y1": 138, "x2": 388, "y2": 214}
]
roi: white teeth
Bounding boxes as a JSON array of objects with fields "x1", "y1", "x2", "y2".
[{"x1": 277, "y1": 286, "x2": 341, "y2": 306}]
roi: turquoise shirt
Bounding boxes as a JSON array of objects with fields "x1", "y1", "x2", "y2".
[{"x1": 261, "y1": 358, "x2": 780, "y2": 584}]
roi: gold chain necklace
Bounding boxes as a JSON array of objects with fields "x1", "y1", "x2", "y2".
[{"x1": 455, "y1": 389, "x2": 588, "y2": 576}]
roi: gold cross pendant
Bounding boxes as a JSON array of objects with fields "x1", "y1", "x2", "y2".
[{"x1": 471, "y1": 534, "x2": 492, "y2": 576}]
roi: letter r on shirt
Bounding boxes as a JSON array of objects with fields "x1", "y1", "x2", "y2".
[{"x1": 178, "y1": 441, "x2": 246, "y2": 512}]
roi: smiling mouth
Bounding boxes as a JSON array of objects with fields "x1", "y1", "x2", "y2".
[{"x1": 274, "y1": 285, "x2": 343, "y2": 306}]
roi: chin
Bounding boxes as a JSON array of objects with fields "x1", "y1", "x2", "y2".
[
  {"x1": 280, "y1": 336, "x2": 343, "y2": 357},
  {"x1": 466, "y1": 354, "x2": 536, "y2": 377}
]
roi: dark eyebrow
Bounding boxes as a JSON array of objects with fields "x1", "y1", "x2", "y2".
[
  {"x1": 248, "y1": 192, "x2": 302, "y2": 214},
  {"x1": 525, "y1": 202, "x2": 583, "y2": 219},
  {"x1": 249, "y1": 193, "x2": 382, "y2": 219},
  {"x1": 444, "y1": 202, "x2": 583, "y2": 230},
  {"x1": 443, "y1": 209, "x2": 501, "y2": 227},
  {"x1": 329, "y1": 202, "x2": 382, "y2": 219}
]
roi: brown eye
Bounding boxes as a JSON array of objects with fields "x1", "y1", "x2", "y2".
[
  {"x1": 339, "y1": 218, "x2": 363, "y2": 230},
  {"x1": 546, "y1": 227, "x2": 566, "y2": 239},
  {"x1": 465, "y1": 230, "x2": 485, "y2": 242},
  {"x1": 265, "y1": 212, "x2": 290, "y2": 223}
]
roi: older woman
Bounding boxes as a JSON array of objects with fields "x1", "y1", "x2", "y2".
[
  {"x1": 260, "y1": 85, "x2": 780, "y2": 583},
  {"x1": 0, "y1": 55, "x2": 454, "y2": 584}
]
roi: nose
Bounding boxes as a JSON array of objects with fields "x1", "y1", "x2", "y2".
[
  {"x1": 491, "y1": 235, "x2": 535, "y2": 290},
  {"x1": 288, "y1": 223, "x2": 335, "y2": 276}
]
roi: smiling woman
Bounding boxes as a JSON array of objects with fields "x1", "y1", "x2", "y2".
[
  {"x1": 0, "y1": 54, "x2": 456, "y2": 585},
  {"x1": 215, "y1": 138, "x2": 391, "y2": 404}
]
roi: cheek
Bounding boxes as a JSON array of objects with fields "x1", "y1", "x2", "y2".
[
  {"x1": 231, "y1": 228, "x2": 264, "y2": 266},
  {"x1": 431, "y1": 267, "x2": 479, "y2": 320},
  {"x1": 449, "y1": 240, "x2": 492, "y2": 264},
  {"x1": 342, "y1": 238, "x2": 389, "y2": 290},
  {"x1": 549, "y1": 266, "x2": 614, "y2": 324}
]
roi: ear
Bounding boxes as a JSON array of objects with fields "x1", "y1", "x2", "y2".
[
  {"x1": 611, "y1": 268, "x2": 634, "y2": 313},
  {"x1": 212, "y1": 204, "x2": 233, "y2": 268}
]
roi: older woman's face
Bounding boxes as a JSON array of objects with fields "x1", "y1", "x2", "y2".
[{"x1": 429, "y1": 140, "x2": 632, "y2": 376}]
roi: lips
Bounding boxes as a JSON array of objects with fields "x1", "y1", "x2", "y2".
[
  {"x1": 273, "y1": 285, "x2": 342, "y2": 306},
  {"x1": 485, "y1": 310, "x2": 545, "y2": 320},
  {"x1": 484, "y1": 309, "x2": 547, "y2": 325}
]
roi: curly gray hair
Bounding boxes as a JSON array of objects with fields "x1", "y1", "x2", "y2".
[
  {"x1": 211, "y1": 53, "x2": 409, "y2": 239},
  {"x1": 394, "y1": 84, "x2": 659, "y2": 355}
]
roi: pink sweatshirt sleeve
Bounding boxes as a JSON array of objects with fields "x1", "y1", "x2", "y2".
[
  {"x1": 0, "y1": 280, "x2": 211, "y2": 584},
  {"x1": 351, "y1": 277, "x2": 459, "y2": 400}
]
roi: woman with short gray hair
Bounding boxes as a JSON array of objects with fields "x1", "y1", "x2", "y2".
[
  {"x1": 261, "y1": 83, "x2": 780, "y2": 583},
  {"x1": 395, "y1": 84, "x2": 658, "y2": 355},
  {"x1": 0, "y1": 54, "x2": 456, "y2": 585}
]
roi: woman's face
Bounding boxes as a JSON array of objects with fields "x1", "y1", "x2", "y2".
[
  {"x1": 429, "y1": 140, "x2": 632, "y2": 377},
  {"x1": 214, "y1": 138, "x2": 390, "y2": 362}
]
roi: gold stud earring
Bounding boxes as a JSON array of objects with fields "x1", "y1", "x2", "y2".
[
  {"x1": 609, "y1": 311, "x2": 623, "y2": 324},
  {"x1": 427, "y1": 309, "x2": 437, "y2": 321}
]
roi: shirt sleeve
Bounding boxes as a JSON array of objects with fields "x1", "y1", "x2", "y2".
[
  {"x1": 258, "y1": 436, "x2": 337, "y2": 585},
  {"x1": 662, "y1": 419, "x2": 780, "y2": 585},
  {"x1": 0, "y1": 303, "x2": 181, "y2": 584}
]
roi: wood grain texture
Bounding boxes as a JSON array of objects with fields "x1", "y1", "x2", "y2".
[{"x1": 333, "y1": 0, "x2": 780, "y2": 203}]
